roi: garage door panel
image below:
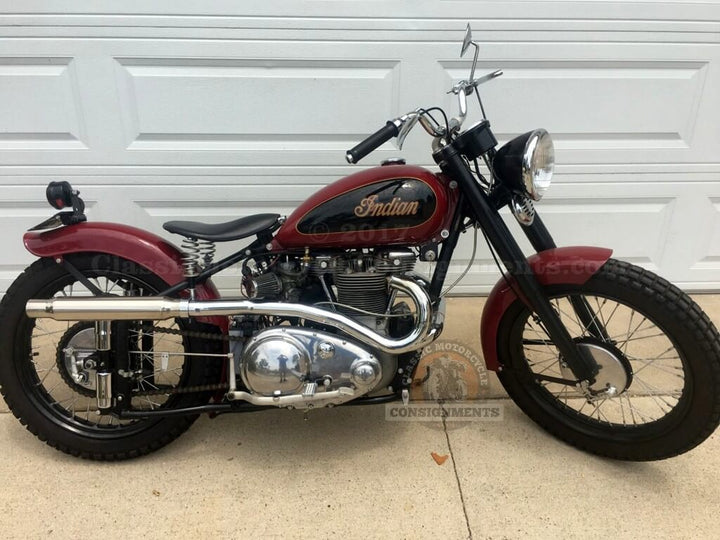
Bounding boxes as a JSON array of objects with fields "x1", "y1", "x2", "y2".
[
  {"x1": 0, "y1": 37, "x2": 716, "y2": 168},
  {"x1": 528, "y1": 198, "x2": 674, "y2": 268},
  {"x1": 0, "y1": 57, "x2": 87, "y2": 150},
  {"x1": 116, "y1": 58, "x2": 400, "y2": 151},
  {"x1": 471, "y1": 62, "x2": 704, "y2": 145},
  {"x1": 690, "y1": 198, "x2": 720, "y2": 278},
  {"x1": 443, "y1": 57, "x2": 712, "y2": 160}
]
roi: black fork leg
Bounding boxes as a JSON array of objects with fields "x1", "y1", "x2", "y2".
[
  {"x1": 436, "y1": 146, "x2": 599, "y2": 382},
  {"x1": 523, "y1": 214, "x2": 610, "y2": 341}
]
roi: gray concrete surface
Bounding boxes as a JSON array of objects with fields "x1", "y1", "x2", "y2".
[{"x1": 1, "y1": 296, "x2": 719, "y2": 539}]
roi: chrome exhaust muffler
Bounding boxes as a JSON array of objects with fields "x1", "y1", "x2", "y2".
[{"x1": 26, "y1": 276, "x2": 440, "y2": 354}]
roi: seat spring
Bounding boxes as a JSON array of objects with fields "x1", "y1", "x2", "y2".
[{"x1": 181, "y1": 237, "x2": 216, "y2": 277}]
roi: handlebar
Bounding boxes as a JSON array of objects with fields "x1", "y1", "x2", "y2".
[
  {"x1": 345, "y1": 70, "x2": 501, "y2": 164},
  {"x1": 345, "y1": 120, "x2": 400, "y2": 164}
]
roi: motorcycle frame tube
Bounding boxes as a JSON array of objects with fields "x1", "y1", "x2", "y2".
[
  {"x1": 117, "y1": 393, "x2": 400, "y2": 419},
  {"x1": 434, "y1": 144, "x2": 600, "y2": 382},
  {"x1": 429, "y1": 194, "x2": 465, "y2": 299}
]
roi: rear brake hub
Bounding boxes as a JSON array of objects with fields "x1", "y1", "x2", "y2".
[{"x1": 56, "y1": 322, "x2": 98, "y2": 395}]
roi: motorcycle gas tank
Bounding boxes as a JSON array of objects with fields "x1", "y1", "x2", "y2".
[{"x1": 273, "y1": 164, "x2": 454, "y2": 249}]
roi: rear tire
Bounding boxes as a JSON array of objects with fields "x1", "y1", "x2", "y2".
[
  {"x1": 496, "y1": 258, "x2": 720, "y2": 460},
  {"x1": 0, "y1": 254, "x2": 221, "y2": 460}
]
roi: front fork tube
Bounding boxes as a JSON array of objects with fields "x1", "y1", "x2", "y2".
[
  {"x1": 437, "y1": 148, "x2": 599, "y2": 382},
  {"x1": 523, "y1": 215, "x2": 610, "y2": 341}
]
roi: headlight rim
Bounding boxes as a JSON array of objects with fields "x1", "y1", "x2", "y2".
[{"x1": 520, "y1": 129, "x2": 554, "y2": 201}]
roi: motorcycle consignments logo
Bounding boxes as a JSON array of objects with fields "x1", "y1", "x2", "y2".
[{"x1": 386, "y1": 340, "x2": 503, "y2": 423}]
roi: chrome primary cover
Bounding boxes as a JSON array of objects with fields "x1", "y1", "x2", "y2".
[
  {"x1": 240, "y1": 327, "x2": 382, "y2": 399},
  {"x1": 242, "y1": 331, "x2": 310, "y2": 396}
]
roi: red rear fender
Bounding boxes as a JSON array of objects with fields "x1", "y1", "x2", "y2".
[
  {"x1": 480, "y1": 246, "x2": 613, "y2": 371},
  {"x1": 23, "y1": 222, "x2": 224, "y2": 327}
]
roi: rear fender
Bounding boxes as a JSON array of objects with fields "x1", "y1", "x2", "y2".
[
  {"x1": 23, "y1": 222, "x2": 225, "y2": 329},
  {"x1": 480, "y1": 246, "x2": 613, "y2": 371}
]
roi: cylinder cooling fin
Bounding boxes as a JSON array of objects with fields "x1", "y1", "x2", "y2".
[{"x1": 334, "y1": 271, "x2": 388, "y2": 315}]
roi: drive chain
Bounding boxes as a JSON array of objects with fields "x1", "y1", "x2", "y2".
[
  {"x1": 134, "y1": 382, "x2": 228, "y2": 397},
  {"x1": 138, "y1": 324, "x2": 244, "y2": 342},
  {"x1": 131, "y1": 324, "x2": 237, "y2": 397}
]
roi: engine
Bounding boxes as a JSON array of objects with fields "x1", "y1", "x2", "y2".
[
  {"x1": 235, "y1": 248, "x2": 419, "y2": 406},
  {"x1": 244, "y1": 248, "x2": 416, "y2": 321}
]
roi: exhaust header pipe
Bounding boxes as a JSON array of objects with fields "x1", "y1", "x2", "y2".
[{"x1": 26, "y1": 276, "x2": 440, "y2": 354}]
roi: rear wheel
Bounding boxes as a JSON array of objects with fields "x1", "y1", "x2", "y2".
[
  {"x1": 0, "y1": 254, "x2": 221, "y2": 460},
  {"x1": 496, "y1": 258, "x2": 720, "y2": 460}
]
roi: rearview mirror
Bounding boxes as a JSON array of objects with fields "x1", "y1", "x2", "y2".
[
  {"x1": 461, "y1": 24, "x2": 473, "y2": 57},
  {"x1": 460, "y1": 23, "x2": 479, "y2": 83}
]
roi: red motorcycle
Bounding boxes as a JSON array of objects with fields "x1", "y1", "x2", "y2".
[{"x1": 2, "y1": 26, "x2": 719, "y2": 461}]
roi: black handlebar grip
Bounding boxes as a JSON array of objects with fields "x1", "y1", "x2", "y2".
[{"x1": 346, "y1": 121, "x2": 399, "y2": 164}]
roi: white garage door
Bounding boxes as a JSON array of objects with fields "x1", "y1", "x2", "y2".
[{"x1": 1, "y1": 2, "x2": 719, "y2": 295}]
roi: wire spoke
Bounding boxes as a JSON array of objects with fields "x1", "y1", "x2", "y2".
[
  {"x1": 631, "y1": 358, "x2": 684, "y2": 378},
  {"x1": 593, "y1": 296, "x2": 609, "y2": 328},
  {"x1": 631, "y1": 377, "x2": 679, "y2": 409},
  {"x1": 552, "y1": 299, "x2": 583, "y2": 335},
  {"x1": 36, "y1": 366, "x2": 58, "y2": 386},
  {"x1": 603, "y1": 301, "x2": 622, "y2": 328},
  {"x1": 523, "y1": 346, "x2": 558, "y2": 357},
  {"x1": 624, "y1": 395, "x2": 657, "y2": 422},
  {"x1": 609, "y1": 332, "x2": 666, "y2": 344}
]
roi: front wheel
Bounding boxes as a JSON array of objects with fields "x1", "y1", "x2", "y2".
[{"x1": 496, "y1": 258, "x2": 720, "y2": 460}]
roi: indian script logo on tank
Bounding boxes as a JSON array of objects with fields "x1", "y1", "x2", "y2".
[{"x1": 353, "y1": 195, "x2": 420, "y2": 218}]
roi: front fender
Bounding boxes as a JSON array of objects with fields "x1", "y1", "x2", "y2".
[
  {"x1": 23, "y1": 222, "x2": 224, "y2": 327},
  {"x1": 480, "y1": 246, "x2": 613, "y2": 371}
]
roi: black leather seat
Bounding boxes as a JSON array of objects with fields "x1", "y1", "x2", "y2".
[{"x1": 163, "y1": 213, "x2": 280, "y2": 242}]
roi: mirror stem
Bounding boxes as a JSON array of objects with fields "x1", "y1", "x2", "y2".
[{"x1": 469, "y1": 42, "x2": 480, "y2": 83}]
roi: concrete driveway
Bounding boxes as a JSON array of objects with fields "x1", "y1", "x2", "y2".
[{"x1": 1, "y1": 296, "x2": 719, "y2": 539}]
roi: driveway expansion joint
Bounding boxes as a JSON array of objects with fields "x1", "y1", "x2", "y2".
[{"x1": 442, "y1": 407, "x2": 473, "y2": 540}]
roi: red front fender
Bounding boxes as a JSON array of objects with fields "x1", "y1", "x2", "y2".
[
  {"x1": 23, "y1": 222, "x2": 224, "y2": 327},
  {"x1": 480, "y1": 246, "x2": 613, "y2": 371}
]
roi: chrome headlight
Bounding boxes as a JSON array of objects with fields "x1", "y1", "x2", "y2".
[
  {"x1": 522, "y1": 130, "x2": 554, "y2": 200},
  {"x1": 492, "y1": 129, "x2": 555, "y2": 201}
]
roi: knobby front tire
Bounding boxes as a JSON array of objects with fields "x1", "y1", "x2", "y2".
[{"x1": 496, "y1": 258, "x2": 720, "y2": 460}]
